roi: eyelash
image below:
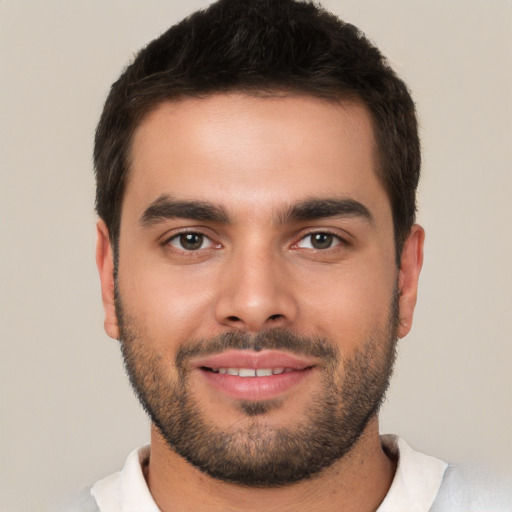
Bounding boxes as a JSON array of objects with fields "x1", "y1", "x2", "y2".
[
  {"x1": 163, "y1": 229, "x2": 348, "y2": 253},
  {"x1": 294, "y1": 231, "x2": 348, "y2": 251},
  {"x1": 164, "y1": 231, "x2": 218, "y2": 252}
]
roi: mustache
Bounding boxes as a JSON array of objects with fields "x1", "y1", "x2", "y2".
[{"x1": 175, "y1": 328, "x2": 340, "y2": 369}]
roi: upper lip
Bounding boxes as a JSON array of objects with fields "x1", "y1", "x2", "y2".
[{"x1": 191, "y1": 349, "x2": 317, "y2": 371}]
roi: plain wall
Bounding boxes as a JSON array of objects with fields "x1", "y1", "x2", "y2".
[{"x1": 0, "y1": 1, "x2": 510, "y2": 510}]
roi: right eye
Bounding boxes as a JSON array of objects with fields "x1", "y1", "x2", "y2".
[{"x1": 167, "y1": 232, "x2": 213, "y2": 251}]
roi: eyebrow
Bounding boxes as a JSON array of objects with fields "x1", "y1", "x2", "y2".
[
  {"x1": 139, "y1": 195, "x2": 373, "y2": 227},
  {"x1": 278, "y1": 198, "x2": 374, "y2": 225},
  {"x1": 140, "y1": 195, "x2": 230, "y2": 226}
]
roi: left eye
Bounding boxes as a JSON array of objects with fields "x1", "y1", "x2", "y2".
[
  {"x1": 168, "y1": 233, "x2": 213, "y2": 251},
  {"x1": 296, "y1": 232, "x2": 341, "y2": 250}
]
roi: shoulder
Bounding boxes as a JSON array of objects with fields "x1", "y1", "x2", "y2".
[
  {"x1": 57, "y1": 487, "x2": 100, "y2": 512},
  {"x1": 430, "y1": 462, "x2": 512, "y2": 512},
  {"x1": 378, "y1": 435, "x2": 512, "y2": 512},
  {"x1": 59, "y1": 445, "x2": 154, "y2": 512}
]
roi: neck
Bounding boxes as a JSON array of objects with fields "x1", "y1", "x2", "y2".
[{"x1": 146, "y1": 418, "x2": 396, "y2": 512}]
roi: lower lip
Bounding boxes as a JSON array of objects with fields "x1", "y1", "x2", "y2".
[{"x1": 197, "y1": 368, "x2": 314, "y2": 401}]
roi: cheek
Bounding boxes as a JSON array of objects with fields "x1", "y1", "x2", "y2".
[
  {"x1": 117, "y1": 255, "x2": 219, "y2": 346},
  {"x1": 298, "y1": 261, "x2": 397, "y2": 351}
]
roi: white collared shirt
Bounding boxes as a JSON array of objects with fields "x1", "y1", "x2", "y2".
[{"x1": 89, "y1": 435, "x2": 455, "y2": 512}]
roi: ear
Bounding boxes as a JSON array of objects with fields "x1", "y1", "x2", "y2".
[
  {"x1": 96, "y1": 219, "x2": 120, "y2": 340},
  {"x1": 397, "y1": 224, "x2": 425, "y2": 338}
]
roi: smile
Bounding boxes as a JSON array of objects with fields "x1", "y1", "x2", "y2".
[
  {"x1": 192, "y1": 350, "x2": 317, "y2": 401},
  {"x1": 205, "y1": 367, "x2": 296, "y2": 377}
]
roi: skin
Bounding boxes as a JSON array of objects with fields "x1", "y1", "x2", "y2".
[{"x1": 96, "y1": 93, "x2": 424, "y2": 512}]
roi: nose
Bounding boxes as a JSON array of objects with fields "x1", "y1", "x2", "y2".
[{"x1": 214, "y1": 246, "x2": 299, "y2": 332}]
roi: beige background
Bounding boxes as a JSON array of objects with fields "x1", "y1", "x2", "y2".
[{"x1": 1, "y1": 1, "x2": 511, "y2": 510}]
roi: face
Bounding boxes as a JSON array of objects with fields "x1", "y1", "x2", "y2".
[{"x1": 97, "y1": 93, "x2": 423, "y2": 486}]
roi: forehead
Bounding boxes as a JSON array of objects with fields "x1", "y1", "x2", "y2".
[{"x1": 125, "y1": 93, "x2": 388, "y2": 223}]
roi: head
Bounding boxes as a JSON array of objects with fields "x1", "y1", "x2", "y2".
[
  {"x1": 94, "y1": 0, "x2": 420, "y2": 263},
  {"x1": 94, "y1": 0, "x2": 424, "y2": 488}
]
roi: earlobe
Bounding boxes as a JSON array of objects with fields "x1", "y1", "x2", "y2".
[
  {"x1": 96, "y1": 220, "x2": 120, "y2": 340},
  {"x1": 397, "y1": 224, "x2": 425, "y2": 338}
]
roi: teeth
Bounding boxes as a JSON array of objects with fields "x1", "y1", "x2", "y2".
[
  {"x1": 214, "y1": 367, "x2": 291, "y2": 377},
  {"x1": 256, "y1": 368, "x2": 273, "y2": 377},
  {"x1": 239, "y1": 368, "x2": 256, "y2": 377}
]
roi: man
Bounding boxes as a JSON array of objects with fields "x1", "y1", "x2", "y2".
[{"x1": 68, "y1": 0, "x2": 510, "y2": 510}]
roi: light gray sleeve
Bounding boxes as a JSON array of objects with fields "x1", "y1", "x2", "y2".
[
  {"x1": 58, "y1": 487, "x2": 101, "y2": 512},
  {"x1": 430, "y1": 463, "x2": 512, "y2": 512}
]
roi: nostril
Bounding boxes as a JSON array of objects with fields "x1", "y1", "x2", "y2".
[
  {"x1": 227, "y1": 316, "x2": 241, "y2": 322},
  {"x1": 268, "y1": 314, "x2": 283, "y2": 321}
]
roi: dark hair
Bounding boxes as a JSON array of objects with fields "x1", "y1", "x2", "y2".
[{"x1": 94, "y1": 0, "x2": 420, "y2": 260}]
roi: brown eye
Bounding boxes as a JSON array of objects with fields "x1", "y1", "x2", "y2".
[
  {"x1": 169, "y1": 233, "x2": 210, "y2": 251},
  {"x1": 311, "y1": 233, "x2": 334, "y2": 249},
  {"x1": 297, "y1": 232, "x2": 341, "y2": 250}
]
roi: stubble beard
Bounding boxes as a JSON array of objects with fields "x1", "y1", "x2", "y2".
[{"x1": 116, "y1": 289, "x2": 399, "y2": 487}]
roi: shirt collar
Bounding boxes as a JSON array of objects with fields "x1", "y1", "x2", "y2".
[
  {"x1": 377, "y1": 434, "x2": 447, "y2": 512},
  {"x1": 92, "y1": 435, "x2": 447, "y2": 512}
]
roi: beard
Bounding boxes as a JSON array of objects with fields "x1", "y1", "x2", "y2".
[{"x1": 117, "y1": 289, "x2": 399, "y2": 487}]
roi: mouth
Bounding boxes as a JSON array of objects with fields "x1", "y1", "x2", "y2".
[
  {"x1": 192, "y1": 350, "x2": 317, "y2": 401},
  {"x1": 203, "y1": 367, "x2": 297, "y2": 377}
]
